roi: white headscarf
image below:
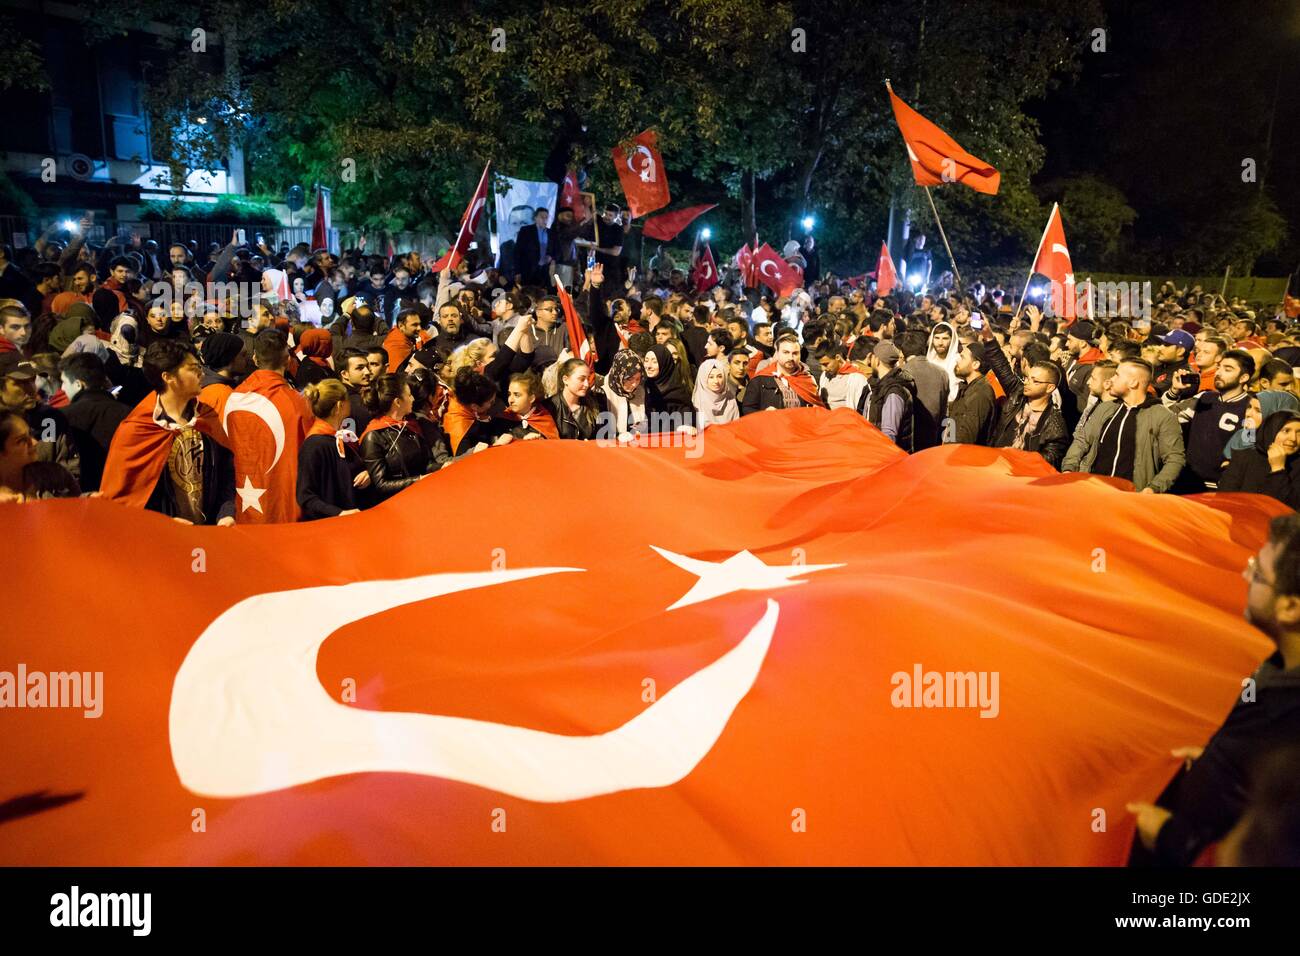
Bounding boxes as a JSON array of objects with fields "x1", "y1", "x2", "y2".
[
  {"x1": 693, "y1": 358, "x2": 739, "y2": 427},
  {"x1": 109, "y1": 314, "x2": 142, "y2": 367},
  {"x1": 927, "y1": 322, "x2": 960, "y2": 402}
]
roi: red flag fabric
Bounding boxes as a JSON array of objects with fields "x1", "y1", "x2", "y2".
[
  {"x1": 887, "y1": 83, "x2": 1001, "y2": 195},
  {"x1": 225, "y1": 369, "x2": 315, "y2": 524},
  {"x1": 876, "y1": 242, "x2": 899, "y2": 297},
  {"x1": 100, "y1": 393, "x2": 228, "y2": 509},
  {"x1": 611, "y1": 129, "x2": 670, "y2": 219},
  {"x1": 432, "y1": 163, "x2": 492, "y2": 272},
  {"x1": 733, "y1": 244, "x2": 755, "y2": 289},
  {"x1": 752, "y1": 242, "x2": 801, "y2": 296},
  {"x1": 559, "y1": 169, "x2": 587, "y2": 223},
  {"x1": 691, "y1": 244, "x2": 719, "y2": 293},
  {"x1": 310, "y1": 186, "x2": 331, "y2": 252},
  {"x1": 555, "y1": 276, "x2": 595, "y2": 371},
  {"x1": 1031, "y1": 203, "x2": 1077, "y2": 322},
  {"x1": 642, "y1": 204, "x2": 716, "y2": 242},
  {"x1": 1, "y1": 410, "x2": 1282, "y2": 865}
]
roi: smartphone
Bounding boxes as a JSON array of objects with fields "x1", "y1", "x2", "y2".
[
  {"x1": 970, "y1": 312, "x2": 985, "y2": 331},
  {"x1": 587, "y1": 249, "x2": 596, "y2": 270},
  {"x1": 236, "y1": 229, "x2": 246, "y2": 245}
]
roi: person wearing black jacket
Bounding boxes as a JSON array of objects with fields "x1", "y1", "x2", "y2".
[
  {"x1": 1128, "y1": 513, "x2": 1300, "y2": 866},
  {"x1": 581, "y1": 264, "x2": 622, "y2": 376},
  {"x1": 57, "y1": 353, "x2": 128, "y2": 492},
  {"x1": 643, "y1": 344, "x2": 693, "y2": 426},
  {"x1": 359, "y1": 372, "x2": 432, "y2": 501},
  {"x1": 978, "y1": 322, "x2": 1069, "y2": 469},
  {"x1": 947, "y1": 342, "x2": 997, "y2": 446},
  {"x1": 547, "y1": 357, "x2": 608, "y2": 440},
  {"x1": 297, "y1": 379, "x2": 369, "y2": 519},
  {"x1": 513, "y1": 208, "x2": 558, "y2": 286},
  {"x1": 1217, "y1": 411, "x2": 1300, "y2": 508}
]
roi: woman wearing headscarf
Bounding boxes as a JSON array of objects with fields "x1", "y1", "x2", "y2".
[
  {"x1": 1224, "y1": 389, "x2": 1300, "y2": 459},
  {"x1": 643, "y1": 343, "x2": 692, "y2": 424},
  {"x1": 599, "y1": 348, "x2": 664, "y2": 439},
  {"x1": 926, "y1": 321, "x2": 960, "y2": 403},
  {"x1": 693, "y1": 359, "x2": 739, "y2": 428},
  {"x1": 1218, "y1": 409, "x2": 1300, "y2": 507},
  {"x1": 294, "y1": 327, "x2": 338, "y2": 388}
]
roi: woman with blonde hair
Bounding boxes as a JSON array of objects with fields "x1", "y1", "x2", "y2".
[{"x1": 297, "y1": 378, "x2": 370, "y2": 518}]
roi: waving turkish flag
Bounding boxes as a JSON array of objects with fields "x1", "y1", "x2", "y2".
[
  {"x1": 611, "y1": 129, "x2": 670, "y2": 219},
  {"x1": 734, "y1": 243, "x2": 755, "y2": 289},
  {"x1": 752, "y1": 242, "x2": 800, "y2": 296},
  {"x1": 225, "y1": 369, "x2": 315, "y2": 524},
  {"x1": 555, "y1": 275, "x2": 595, "y2": 372},
  {"x1": 875, "y1": 242, "x2": 899, "y2": 297},
  {"x1": 1030, "y1": 203, "x2": 1077, "y2": 321},
  {"x1": 887, "y1": 82, "x2": 1000, "y2": 195},
  {"x1": 559, "y1": 169, "x2": 587, "y2": 223},
  {"x1": 691, "y1": 243, "x2": 719, "y2": 293},
  {"x1": 643, "y1": 204, "x2": 716, "y2": 242},
  {"x1": 432, "y1": 162, "x2": 491, "y2": 272},
  {"x1": 1, "y1": 410, "x2": 1282, "y2": 865}
]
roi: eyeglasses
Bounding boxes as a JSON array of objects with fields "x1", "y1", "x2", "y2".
[{"x1": 1243, "y1": 555, "x2": 1274, "y2": 587}]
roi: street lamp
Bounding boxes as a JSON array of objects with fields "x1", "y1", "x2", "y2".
[
  {"x1": 700, "y1": 227, "x2": 711, "y2": 241},
  {"x1": 802, "y1": 216, "x2": 815, "y2": 232}
]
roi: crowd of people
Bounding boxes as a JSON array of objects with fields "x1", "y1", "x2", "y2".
[{"x1": 2, "y1": 206, "x2": 1299, "y2": 865}]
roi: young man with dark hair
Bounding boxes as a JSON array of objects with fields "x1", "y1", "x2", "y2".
[
  {"x1": 0, "y1": 304, "x2": 31, "y2": 356},
  {"x1": 978, "y1": 321, "x2": 1070, "y2": 469},
  {"x1": 1062, "y1": 320, "x2": 1105, "y2": 430},
  {"x1": 100, "y1": 339, "x2": 235, "y2": 524},
  {"x1": 1063, "y1": 358, "x2": 1185, "y2": 493},
  {"x1": 58, "y1": 352, "x2": 129, "y2": 492},
  {"x1": 896, "y1": 328, "x2": 947, "y2": 450},
  {"x1": 862, "y1": 340, "x2": 918, "y2": 450},
  {"x1": 814, "y1": 342, "x2": 869, "y2": 412},
  {"x1": 365, "y1": 346, "x2": 388, "y2": 380},
  {"x1": 741, "y1": 333, "x2": 824, "y2": 414},
  {"x1": 1256, "y1": 358, "x2": 1295, "y2": 396},
  {"x1": 1164, "y1": 349, "x2": 1255, "y2": 493},
  {"x1": 337, "y1": 347, "x2": 374, "y2": 435},
  {"x1": 947, "y1": 341, "x2": 997, "y2": 445},
  {"x1": 1128, "y1": 514, "x2": 1300, "y2": 865}
]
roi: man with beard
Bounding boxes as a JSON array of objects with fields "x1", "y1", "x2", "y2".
[
  {"x1": 1127, "y1": 514, "x2": 1300, "y2": 865},
  {"x1": 861, "y1": 340, "x2": 917, "y2": 450},
  {"x1": 741, "y1": 333, "x2": 825, "y2": 414},
  {"x1": 1164, "y1": 349, "x2": 1255, "y2": 493}
]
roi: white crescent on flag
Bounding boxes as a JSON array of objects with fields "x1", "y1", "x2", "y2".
[
  {"x1": 169, "y1": 565, "x2": 779, "y2": 802},
  {"x1": 628, "y1": 145, "x2": 656, "y2": 184},
  {"x1": 1051, "y1": 243, "x2": 1070, "y2": 257},
  {"x1": 760, "y1": 259, "x2": 780, "y2": 278},
  {"x1": 223, "y1": 391, "x2": 286, "y2": 472}
]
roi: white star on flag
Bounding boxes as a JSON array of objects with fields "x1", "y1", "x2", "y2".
[
  {"x1": 236, "y1": 476, "x2": 267, "y2": 513},
  {"x1": 651, "y1": 546, "x2": 843, "y2": 610}
]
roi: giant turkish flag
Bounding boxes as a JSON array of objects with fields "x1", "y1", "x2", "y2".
[
  {"x1": 0, "y1": 410, "x2": 1281, "y2": 864},
  {"x1": 225, "y1": 369, "x2": 315, "y2": 524},
  {"x1": 611, "y1": 129, "x2": 670, "y2": 219}
]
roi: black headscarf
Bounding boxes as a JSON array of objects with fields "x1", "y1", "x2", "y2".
[{"x1": 647, "y1": 343, "x2": 691, "y2": 414}]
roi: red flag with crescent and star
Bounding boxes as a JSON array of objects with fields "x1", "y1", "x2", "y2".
[
  {"x1": 1, "y1": 410, "x2": 1282, "y2": 865},
  {"x1": 887, "y1": 82, "x2": 1001, "y2": 196},
  {"x1": 611, "y1": 130, "x2": 670, "y2": 219},
  {"x1": 752, "y1": 242, "x2": 800, "y2": 296},
  {"x1": 733, "y1": 243, "x2": 755, "y2": 289},
  {"x1": 691, "y1": 243, "x2": 719, "y2": 294},
  {"x1": 1030, "y1": 203, "x2": 1077, "y2": 322},
  {"x1": 225, "y1": 369, "x2": 315, "y2": 524},
  {"x1": 432, "y1": 162, "x2": 492, "y2": 272},
  {"x1": 875, "y1": 241, "x2": 899, "y2": 297},
  {"x1": 559, "y1": 169, "x2": 587, "y2": 223}
]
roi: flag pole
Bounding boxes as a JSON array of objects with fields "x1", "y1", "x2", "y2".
[
  {"x1": 922, "y1": 185, "x2": 963, "y2": 294},
  {"x1": 1015, "y1": 202, "x2": 1056, "y2": 317},
  {"x1": 1220, "y1": 265, "x2": 1231, "y2": 298}
]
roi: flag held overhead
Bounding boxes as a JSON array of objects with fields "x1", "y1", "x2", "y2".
[
  {"x1": 643, "y1": 204, "x2": 717, "y2": 242},
  {"x1": 611, "y1": 130, "x2": 671, "y2": 219},
  {"x1": 886, "y1": 81, "x2": 1001, "y2": 196}
]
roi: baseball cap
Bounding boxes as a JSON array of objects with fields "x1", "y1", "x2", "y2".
[
  {"x1": 1160, "y1": 329, "x2": 1195, "y2": 352},
  {"x1": 0, "y1": 352, "x2": 38, "y2": 380},
  {"x1": 1067, "y1": 320, "x2": 1097, "y2": 343},
  {"x1": 873, "y1": 341, "x2": 901, "y2": 363}
]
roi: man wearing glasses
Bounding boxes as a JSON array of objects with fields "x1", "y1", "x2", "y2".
[
  {"x1": 977, "y1": 318, "x2": 1070, "y2": 469},
  {"x1": 1127, "y1": 514, "x2": 1300, "y2": 864}
]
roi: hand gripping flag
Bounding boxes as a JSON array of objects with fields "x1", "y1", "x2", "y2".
[
  {"x1": 887, "y1": 82, "x2": 1001, "y2": 195},
  {"x1": 643, "y1": 204, "x2": 716, "y2": 242},
  {"x1": 691, "y1": 244, "x2": 719, "y2": 294},
  {"x1": 1, "y1": 409, "x2": 1282, "y2": 865},
  {"x1": 612, "y1": 130, "x2": 670, "y2": 219},
  {"x1": 1029, "y1": 203, "x2": 1077, "y2": 321},
  {"x1": 875, "y1": 242, "x2": 899, "y2": 297},
  {"x1": 555, "y1": 275, "x2": 596, "y2": 372},
  {"x1": 433, "y1": 162, "x2": 492, "y2": 272}
]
